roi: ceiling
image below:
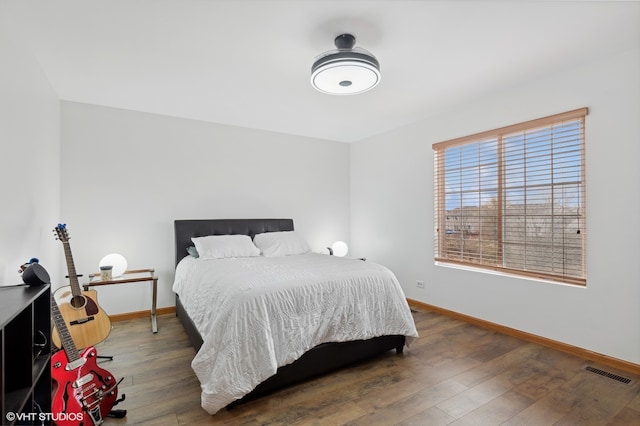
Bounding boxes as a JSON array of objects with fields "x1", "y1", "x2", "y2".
[{"x1": 3, "y1": 1, "x2": 639, "y2": 143}]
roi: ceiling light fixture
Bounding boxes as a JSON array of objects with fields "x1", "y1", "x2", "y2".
[{"x1": 311, "y1": 33, "x2": 380, "y2": 95}]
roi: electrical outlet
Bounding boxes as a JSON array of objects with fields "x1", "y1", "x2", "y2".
[{"x1": 416, "y1": 280, "x2": 425, "y2": 289}]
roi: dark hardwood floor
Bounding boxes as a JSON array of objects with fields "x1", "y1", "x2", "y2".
[{"x1": 97, "y1": 309, "x2": 640, "y2": 425}]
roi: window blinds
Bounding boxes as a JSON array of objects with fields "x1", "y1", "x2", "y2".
[{"x1": 433, "y1": 108, "x2": 587, "y2": 285}]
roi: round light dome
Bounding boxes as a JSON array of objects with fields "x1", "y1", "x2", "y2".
[
  {"x1": 311, "y1": 34, "x2": 380, "y2": 95},
  {"x1": 99, "y1": 253, "x2": 128, "y2": 278},
  {"x1": 331, "y1": 241, "x2": 349, "y2": 257}
]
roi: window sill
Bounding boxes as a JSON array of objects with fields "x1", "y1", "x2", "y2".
[{"x1": 434, "y1": 260, "x2": 586, "y2": 288}]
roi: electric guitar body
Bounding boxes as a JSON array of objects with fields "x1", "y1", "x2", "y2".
[
  {"x1": 51, "y1": 294, "x2": 120, "y2": 426},
  {"x1": 51, "y1": 346, "x2": 118, "y2": 426},
  {"x1": 52, "y1": 224, "x2": 112, "y2": 350}
]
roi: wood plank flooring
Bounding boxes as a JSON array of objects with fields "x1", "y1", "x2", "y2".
[{"x1": 96, "y1": 309, "x2": 640, "y2": 425}]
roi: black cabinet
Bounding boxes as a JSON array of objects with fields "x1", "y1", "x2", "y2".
[{"x1": 1, "y1": 284, "x2": 51, "y2": 425}]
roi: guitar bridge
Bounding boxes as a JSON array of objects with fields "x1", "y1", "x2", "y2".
[{"x1": 70, "y1": 316, "x2": 95, "y2": 325}]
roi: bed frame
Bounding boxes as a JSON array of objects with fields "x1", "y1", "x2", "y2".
[{"x1": 174, "y1": 218, "x2": 405, "y2": 408}]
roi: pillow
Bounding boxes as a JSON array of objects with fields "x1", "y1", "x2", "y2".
[
  {"x1": 186, "y1": 246, "x2": 199, "y2": 258},
  {"x1": 253, "y1": 231, "x2": 311, "y2": 257},
  {"x1": 191, "y1": 234, "x2": 260, "y2": 259}
]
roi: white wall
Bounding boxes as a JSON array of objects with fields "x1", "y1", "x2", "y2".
[
  {"x1": 60, "y1": 102, "x2": 350, "y2": 314},
  {"x1": 0, "y1": 10, "x2": 61, "y2": 286},
  {"x1": 351, "y1": 48, "x2": 640, "y2": 364}
]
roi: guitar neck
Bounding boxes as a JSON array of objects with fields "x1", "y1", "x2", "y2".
[
  {"x1": 62, "y1": 241, "x2": 82, "y2": 296},
  {"x1": 50, "y1": 296, "x2": 81, "y2": 363}
]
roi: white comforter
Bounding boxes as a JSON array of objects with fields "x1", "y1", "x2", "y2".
[{"x1": 172, "y1": 253, "x2": 418, "y2": 414}]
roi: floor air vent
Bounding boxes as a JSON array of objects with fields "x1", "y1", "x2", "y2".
[{"x1": 583, "y1": 365, "x2": 633, "y2": 385}]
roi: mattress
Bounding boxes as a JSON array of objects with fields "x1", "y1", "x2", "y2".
[{"x1": 172, "y1": 252, "x2": 418, "y2": 414}]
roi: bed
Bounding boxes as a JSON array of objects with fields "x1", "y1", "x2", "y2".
[{"x1": 173, "y1": 218, "x2": 418, "y2": 414}]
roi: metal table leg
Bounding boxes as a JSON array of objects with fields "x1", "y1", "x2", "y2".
[{"x1": 151, "y1": 275, "x2": 158, "y2": 333}]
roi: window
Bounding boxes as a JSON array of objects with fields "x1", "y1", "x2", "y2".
[{"x1": 433, "y1": 108, "x2": 587, "y2": 285}]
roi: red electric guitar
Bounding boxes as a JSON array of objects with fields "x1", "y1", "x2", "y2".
[{"x1": 51, "y1": 294, "x2": 120, "y2": 426}]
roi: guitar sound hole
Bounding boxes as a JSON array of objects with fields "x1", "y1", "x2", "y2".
[{"x1": 70, "y1": 295, "x2": 86, "y2": 309}]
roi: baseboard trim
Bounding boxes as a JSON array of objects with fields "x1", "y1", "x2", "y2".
[
  {"x1": 407, "y1": 298, "x2": 640, "y2": 376},
  {"x1": 110, "y1": 306, "x2": 176, "y2": 322}
]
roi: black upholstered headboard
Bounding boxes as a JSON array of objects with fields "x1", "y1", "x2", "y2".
[{"x1": 174, "y1": 218, "x2": 294, "y2": 266}]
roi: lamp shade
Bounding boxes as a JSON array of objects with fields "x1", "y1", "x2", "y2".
[
  {"x1": 331, "y1": 241, "x2": 349, "y2": 257},
  {"x1": 99, "y1": 253, "x2": 127, "y2": 278}
]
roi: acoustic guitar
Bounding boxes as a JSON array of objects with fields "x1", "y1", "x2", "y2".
[
  {"x1": 51, "y1": 294, "x2": 119, "y2": 426},
  {"x1": 52, "y1": 224, "x2": 112, "y2": 349}
]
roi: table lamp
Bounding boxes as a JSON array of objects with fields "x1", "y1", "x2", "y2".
[
  {"x1": 328, "y1": 241, "x2": 348, "y2": 257},
  {"x1": 99, "y1": 253, "x2": 127, "y2": 278}
]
